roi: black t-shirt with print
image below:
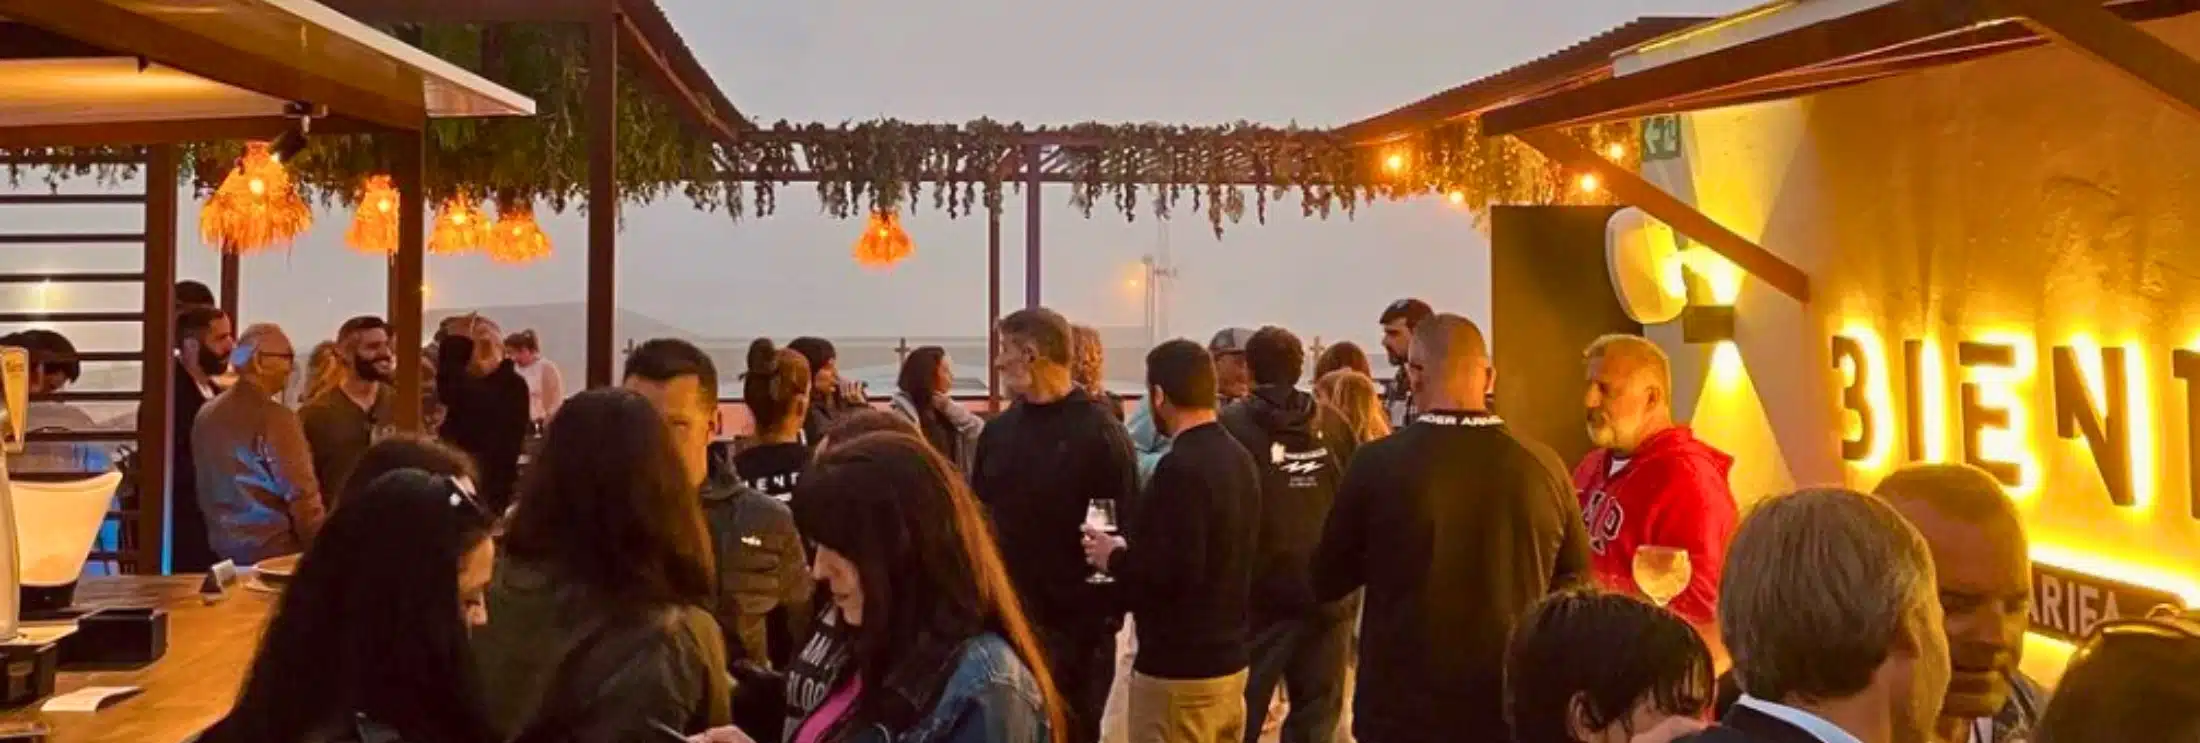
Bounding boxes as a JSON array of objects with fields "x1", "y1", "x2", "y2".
[{"x1": 733, "y1": 442, "x2": 809, "y2": 503}]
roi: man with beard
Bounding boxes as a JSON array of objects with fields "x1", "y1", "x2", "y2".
[
  {"x1": 1874, "y1": 464, "x2": 2043, "y2": 743},
  {"x1": 300, "y1": 316, "x2": 397, "y2": 507},
  {"x1": 170, "y1": 305, "x2": 235, "y2": 571},
  {"x1": 1572, "y1": 334, "x2": 1736, "y2": 664},
  {"x1": 1376, "y1": 299, "x2": 1431, "y2": 428}
]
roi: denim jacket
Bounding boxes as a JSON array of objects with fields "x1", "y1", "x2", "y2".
[
  {"x1": 790, "y1": 622, "x2": 1050, "y2": 743},
  {"x1": 1125, "y1": 399, "x2": 1169, "y2": 487}
]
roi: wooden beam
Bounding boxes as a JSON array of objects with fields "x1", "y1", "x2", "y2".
[
  {"x1": 389, "y1": 131, "x2": 427, "y2": 432},
  {"x1": 219, "y1": 254, "x2": 240, "y2": 323},
  {"x1": 1514, "y1": 129, "x2": 1811, "y2": 304},
  {"x1": 1993, "y1": 0, "x2": 2200, "y2": 122},
  {"x1": 1481, "y1": 0, "x2": 1959, "y2": 136},
  {"x1": 138, "y1": 145, "x2": 177, "y2": 574},
  {"x1": 616, "y1": 0, "x2": 751, "y2": 141},
  {"x1": 0, "y1": 1, "x2": 428, "y2": 132},
  {"x1": 1024, "y1": 144, "x2": 1042, "y2": 309},
  {"x1": 0, "y1": 115, "x2": 387, "y2": 150},
  {"x1": 317, "y1": 0, "x2": 601, "y2": 22},
  {"x1": 585, "y1": 14, "x2": 619, "y2": 388}
]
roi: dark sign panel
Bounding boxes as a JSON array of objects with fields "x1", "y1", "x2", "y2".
[{"x1": 2030, "y1": 562, "x2": 2186, "y2": 644}]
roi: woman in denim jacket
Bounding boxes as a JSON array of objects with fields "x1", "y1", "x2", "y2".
[{"x1": 782, "y1": 432, "x2": 1063, "y2": 743}]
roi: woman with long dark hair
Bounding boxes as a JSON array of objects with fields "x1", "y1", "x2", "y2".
[
  {"x1": 889, "y1": 346, "x2": 983, "y2": 471},
  {"x1": 784, "y1": 432, "x2": 1064, "y2": 743},
  {"x1": 737, "y1": 339, "x2": 814, "y2": 501},
  {"x1": 471, "y1": 388, "x2": 732, "y2": 739},
  {"x1": 198, "y1": 469, "x2": 498, "y2": 743}
]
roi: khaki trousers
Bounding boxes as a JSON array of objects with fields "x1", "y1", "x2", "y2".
[{"x1": 1126, "y1": 669, "x2": 1249, "y2": 743}]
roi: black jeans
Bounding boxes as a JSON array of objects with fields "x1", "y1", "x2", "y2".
[
  {"x1": 1042, "y1": 626, "x2": 1117, "y2": 743},
  {"x1": 1242, "y1": 603, "x2": 1355, "y2": 743}
]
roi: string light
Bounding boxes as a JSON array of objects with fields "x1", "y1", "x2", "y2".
[
  {"x1": 1578, "y1": 173, "x2": 1601, "y2": 194},
  {"x1": 1447, "y1": 190, "x2": 1466, "y2": 206},
  {"x1": 1605, "y1": 143, "x2": 1628, "y2": 160},
  {"x1": 1383, "y1": 152, "x2": 1407, "y2": 175}
]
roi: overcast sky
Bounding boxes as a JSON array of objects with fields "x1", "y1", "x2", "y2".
[{"x1": 9, "y1": 0, "x2": 1748, "y2": 362}]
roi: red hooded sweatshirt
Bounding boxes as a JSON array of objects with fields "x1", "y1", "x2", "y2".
[{"x1": 1572, "y1": 426, "x2": 1738, "y2": 626}]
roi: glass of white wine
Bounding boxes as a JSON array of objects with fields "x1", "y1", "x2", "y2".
[
  {"x1": 1085, "y1": 500, "x2": 1119, "y2": 584},
  {"x1": 1633, "y1": 546, "x2": 1691, "y2": 609}
]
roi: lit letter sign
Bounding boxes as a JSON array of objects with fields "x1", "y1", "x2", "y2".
[
  {"x1": 1957, "y1": 341, "x2": 2022, "y2": 486},
  {"x1": 1831, "y1": 335, "x2": 1875, "y2": 461},
  {"x1": 2052, "y1": 346, "x2": 2133, "y2": 506}
]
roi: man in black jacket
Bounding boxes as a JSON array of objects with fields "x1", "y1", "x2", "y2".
[
  {"x1": 169, "y1": 305, "x2": 233, "y2": 572},
  {"x1": 973, "y1": 307, "x2": 1139, "y2": 743},
  {"x1": 1221, "y1": 326, "x2": 1359, "y2": 743},
  {"x1": 1312, "y1": 313, "x2": 1590, "y2": 743},
  {"x1": 434, "y1": 315, "x2": 530, "y2": 512},
  {"x1": 1085, "y1": 338, "x2": 1259, "y2": 743},
  {"x1": 622, "y1": 338, "x2": 810, "y2": 739}
]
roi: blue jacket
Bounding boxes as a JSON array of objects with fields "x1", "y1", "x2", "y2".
[
  {"x1": 1125, "y1": 399, "x2": 1170, "y2": 486},
  {"x1": 790, "y1": 628, "x2": 1051, "y2": 743}
]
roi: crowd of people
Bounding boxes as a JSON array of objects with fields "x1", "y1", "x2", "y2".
[{"x1": 64, "y1": 284, "x2": 2200, "y2": 743}]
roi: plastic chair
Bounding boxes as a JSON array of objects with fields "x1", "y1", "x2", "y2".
[{"x1": 10, "y1": 471, "x2": 124, "y2": 587}]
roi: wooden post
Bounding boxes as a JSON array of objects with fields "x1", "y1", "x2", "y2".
[
  {"x1": 987, "y1": 195, "x2": 1002, "y2": 413},
  {"x1": 138, "y1": 145, "x2": 178, "y2": 575},
  {"x1": 584, "y1": 13, "x2": 619, "y2": 388},
  {"x1": 389, "y1": 131, "x2": 427, "y2": 432},
  {"x1": 1023, "y1": 143, "x2": 1042, "y2": 309}
]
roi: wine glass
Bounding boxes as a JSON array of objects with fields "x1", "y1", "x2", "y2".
[
  {"x1": 1633, "y1": 546, "x2": 1691, "y2": 609},
  {"x1": 1085, "y1": 500, "x2": 1119, "y2": 584}
]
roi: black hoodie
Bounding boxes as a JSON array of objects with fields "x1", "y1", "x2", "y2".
[{"x1": 1220, "y1": 384, "x2": 1361, "y2": 623}]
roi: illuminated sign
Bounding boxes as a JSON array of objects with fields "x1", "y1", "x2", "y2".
[
  {"x1": 1830, "y1": 334, "x2": 2187, "y2": 515},
  {"x1": 2030, "y1": 562, "x2": 2185, "y2": 644}
]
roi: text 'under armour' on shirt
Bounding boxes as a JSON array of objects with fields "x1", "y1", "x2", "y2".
[{"x1": 1310, "y1": 411, "x2": 1592, "y2": 743}]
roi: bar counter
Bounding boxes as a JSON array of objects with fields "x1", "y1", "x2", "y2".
[{"x1": 0, "y1": 576, "x2": 274, "y2": 743}]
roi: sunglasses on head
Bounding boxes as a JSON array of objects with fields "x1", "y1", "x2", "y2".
[{"x1": 436, "y1": 474, "x2": 490, "y2": 519}]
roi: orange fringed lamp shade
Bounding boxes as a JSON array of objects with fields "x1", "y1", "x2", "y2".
[
  {"x1": 853, "y1": 211, "x2": 914, "y2": 269},
  {"x1": 488, "y1": 204, "x2": 552, "y2": 265},
  {"x1": 429, "y1": 196, "x2": 490, "y2": 255},
  {"x1": 345, "y1": 175, "x2": 401, "y2": 256},
  {"x1": 198, "y1": 141, "x2": 312, "y2": 254}
]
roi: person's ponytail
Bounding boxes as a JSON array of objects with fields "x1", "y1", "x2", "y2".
[{"x1": 743, "y1": 338, "x2": 811, "y2": 431}]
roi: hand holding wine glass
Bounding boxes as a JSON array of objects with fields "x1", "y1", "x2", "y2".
[
  {"x1": 1081, "y1": 500, "x2": 1122, "y2": 583},
  {"x1": 1633, "y1": 545, "x2": 1692, "y2": 609}
]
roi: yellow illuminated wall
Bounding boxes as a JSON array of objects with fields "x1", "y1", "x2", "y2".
[{"x1": 1642, "y1": 14, "x2": 2200, "y2": 686}]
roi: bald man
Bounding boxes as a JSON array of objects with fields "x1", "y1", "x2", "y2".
[
  {"x1": 192, "y1": 323, "x2": 326, "y2": 564},
  {"x1": 1311, "y1": 313, "x2": 1589, "y2": 743},
  {"x1": 1572, "y1": 334, "x2": 1737, "y2": 661},
  {"x1": 1875, "y1": 464, "x2": 2043, "y2": 743}
]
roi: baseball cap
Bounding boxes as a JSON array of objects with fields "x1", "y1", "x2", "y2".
[
  {"x1": 1380, "y1": 298, "x2": 1434, "y2": 326},
  {"x1": 1209, "y1": 327, "x2": 1256, "y2": 355}
]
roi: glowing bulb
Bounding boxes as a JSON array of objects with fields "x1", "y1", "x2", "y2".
[
  {"x1": 1383, "y1": 153, "x2": 1406, "y2": 174},
  {"x1": 1446, "y1": 190, "x2": 1465, "y2": 205},
  {"x1": 247, "y1": 177, "x2": 265, "y2": 196},
  {"x1": 1605, "y1": 143, "x2": 1627, "y2": 160},
  {"x1": 1578, "y1": 173, "x2": 1600, "y2": 193},
  {"x1": 376, "y1": 198, "x2": 392, "y2": 214},
  {"x1": 452, "y1": 212, "x2": 468, "y2": 225},
  {"x1": 877, "y1": 228, "x2": 889, "y2": 237}
]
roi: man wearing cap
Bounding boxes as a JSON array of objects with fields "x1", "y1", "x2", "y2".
[
  {"x1": 1378, "y1": 299, "x2": 1433, "y2": 428},
  {"x1": 1210, "y1": 328, "x2": 1256, "y2": 407}
]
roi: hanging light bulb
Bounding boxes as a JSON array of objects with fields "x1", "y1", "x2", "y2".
[
  {"x1": 346, "y1": 175, "x2": 401, "y2": 256},
  {"x1": 198, "y1": 141, "x2": 311, "y2": 255},
  {"x1": 429, "y1": 195, "x2": 490, "y2": 255},
  {"x1": 852, "y1": 210, "x2": 915, "y2": 269},
  {"x1": 1578, "y1": 173, "x2": 1601, "y2": 194},
  {"x1": 488, "y1": 201, "x2": 553, "y2": 265}
]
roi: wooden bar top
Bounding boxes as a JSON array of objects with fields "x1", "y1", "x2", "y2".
[{"x1": 0, "y1": 576, "x2": 275, "y2": 743}]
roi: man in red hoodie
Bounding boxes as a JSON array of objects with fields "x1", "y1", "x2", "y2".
[{"x1": 1573, "y1": 334, "x2": 1738, "y2": 666}]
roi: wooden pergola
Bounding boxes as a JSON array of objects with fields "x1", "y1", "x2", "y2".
[{"x1": 0, "y1": 0, "x2": 534, "y2": 572}]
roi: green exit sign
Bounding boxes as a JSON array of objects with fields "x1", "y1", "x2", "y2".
[{"x1": 1641, "y1": 116, "x2": 1684, "y2": 162}]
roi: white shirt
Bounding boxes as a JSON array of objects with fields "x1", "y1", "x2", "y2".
[{"x1": 1735, "y1": 696, "x2": 1865, "y2": 743}]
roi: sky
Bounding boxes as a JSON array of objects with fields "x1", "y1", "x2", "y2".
[{"x1": 4, "y1": 0, "x2": 1750, "y2": 368}]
